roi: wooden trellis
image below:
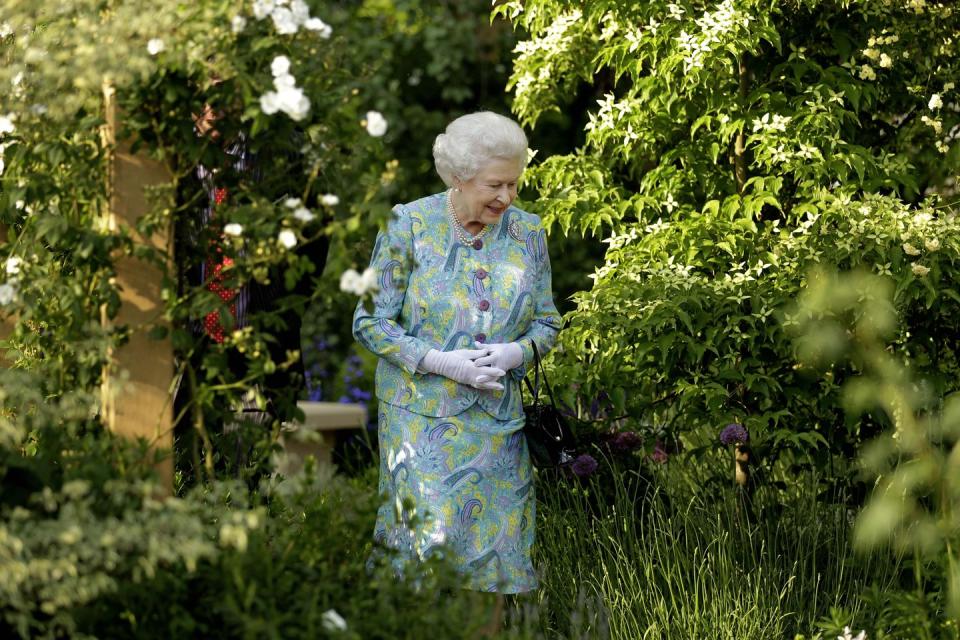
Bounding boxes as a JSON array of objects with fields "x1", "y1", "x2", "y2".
[{"x1": 100, "y1": 83, "x2": 175, "y2": 492}]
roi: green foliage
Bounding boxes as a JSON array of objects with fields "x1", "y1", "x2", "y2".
[
  {"x1": 0, "y1": 2, "x2": 399, "y2": 481},
  {"x1": 794, "y1": 268, "x2": 960, "y2": 633},
  {"x1": 533, "y1": 451, "x2": 897, "y2": 639},
  {"x1": 498, "y1": 0, "x2": 960, "y2": 470}
]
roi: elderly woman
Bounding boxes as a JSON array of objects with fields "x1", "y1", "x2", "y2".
[{"x1": 353, "y1": 111, "x2": 561, "y2": 593}]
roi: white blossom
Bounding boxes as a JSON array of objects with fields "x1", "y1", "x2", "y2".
[
  {"x1": 252, "y1": 0, "x2": 275, "y2": 19},
  {"x1": 290, "y1": 0, "x2": 310, "y2": 24},
  {"x1": 664, "y1": 193, "x2": 678, "y2": 213},
  {"x1": 359, "y1": 267, "x2": 377, "y2": 293},
  {"x1": 0, "y1": 114, "x2": 16, "y2": 136},
  {"x1": 304, "y1": 17, "x2": 332, "y2": 38},
  {"x1": 364, "y1": 110, "x2": 388, "y2": 137},
  {"x1": 223, "y1": 223, "x2": 244, "y2": 237},
  {"x1": 284, "y1": 197, "x2": 302, "y2": 209},
  {"x1": 340, "y1": 269, "x2": 362, "y2": 294},
  {"x1": 0, "y1": 282, "x2": 16, "y2": 305},
  {"x1": 292, "y1": 207, "x2": 315, "y2": 222},
  {"x1": 271, "y1": 55, "x2": 291, "y2": 77},
  {"x1": 320, "y1": 193, "x2": 340, "y2": 207},
  {"x1": 878, "y1": 53, "x2": 892, "y2": 68},
  {"x1": 271, "y1": 7, "x2": 299, "y2": 34},
  {"x1": 929, "y1": 93, "x2": 943, "y2": 110},
  {"x1": 219, "y1": 524, "x2": 248, "y2": 552},
  {"x1": 911, "y1": 263, "x2": 930, "y2": 276},
  {"x1": 231, "y1": 16, "x2": 247, "y2": 33},
  {"x1": 322, "y1": 609, "x2": 348, "y2": 632},
  {"x1": 273, "y1": 73, "x2": 296, "y2": 90},
  {"x1": 903, "y1": 242, "x2": 921, "y2": 256},
  {"x1": 278, "y1": 229, "x2": 298, "y2": 248},
  {"x1": 0, "y1": 23, "x2": 12, "y2": 38},
  {"x1": 147, "y1": 39, "x2": 165, "y2": 56},
  {"x1": 838, "y1": 625, "x2": 867, "y2": 640},
  {"x1": 277, "y1": 86, "x2": 310, "y2": 120},
  {"x1": 5, "y1": 256, "x2": 22, "y2": 275},
  {"x1": 260, "y1": 92, "x2": 281, "y2": 115},
  {"x1": 339, "y1": 268, "x2": 377, "y2": 296},
  {"x1": 924, "y1": 238, "x2": 940, "y2": 251},
  {"x1": 858, "y1": 64, "x2": 876, "y2": 81}
]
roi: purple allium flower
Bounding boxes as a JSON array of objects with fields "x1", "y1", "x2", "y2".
[
  {"x1": 649, "y1": 441, "x2": 668, "y2": 464},
  {"x1": 719, "y1": 423, "x2": 749, "y2": 446},
  {"x1": 610, "y1": 431, "x2": 643, "y2": 453},
  {"x1": 571, "y1": 454, "x2": 599, "y2": 478}
]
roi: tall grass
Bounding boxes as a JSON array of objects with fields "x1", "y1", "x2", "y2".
[{"x1": 525, "y1": 451, "x2": 900, "y2": 639}]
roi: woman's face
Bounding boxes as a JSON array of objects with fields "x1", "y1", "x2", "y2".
[{"x1": 455, "y1": 157, "x2": 523, "y2": 226}]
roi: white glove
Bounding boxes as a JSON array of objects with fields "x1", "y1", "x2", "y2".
[
  {"x1": 472, "y1": 341, "x2": 524, "y2": 372},
  {"x1": 419, "y1": 348, "x2": 506, "y2": 391}
]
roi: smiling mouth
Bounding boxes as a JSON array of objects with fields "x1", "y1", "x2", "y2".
[{"x1": 486, "y1": 205, "x2": 505, "y2": 215}]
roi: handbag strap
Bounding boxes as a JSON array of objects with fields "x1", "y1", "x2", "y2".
[
  {"x1": 523, "y1": 342, "x2": 561, "y2": 410},
  {"x1": 523, "y1": 342, "x2": 542, "y2": 406}
]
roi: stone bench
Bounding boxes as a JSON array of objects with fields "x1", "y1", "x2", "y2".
[{"x1": 275, "y1": 400, "x2": 368, "y2": 476}]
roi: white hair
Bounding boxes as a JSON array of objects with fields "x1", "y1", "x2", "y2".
[{"x1": 432, "y1": 111, "x2": 528, "y2": 187}]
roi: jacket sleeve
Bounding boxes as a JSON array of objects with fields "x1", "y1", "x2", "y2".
[
  {"x1": 512, "y1": 227, "x2": 562, "y2": 381},
  {"x1": 352, "y1": 204, "x2": 434, "y2": 375}
]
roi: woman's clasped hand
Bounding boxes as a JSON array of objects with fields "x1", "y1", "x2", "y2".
[{"x1": 419, "y1": 347, "x2": 507, "y2": 391}]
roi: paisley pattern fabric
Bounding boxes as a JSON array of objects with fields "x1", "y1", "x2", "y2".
[
  {"x1": 374, "y1": 403, "x2": 537, "y2": 593},
  {"x1": 352, "y1": 193, "x2": 562, "y2": 420},
  {"x1": 353, "y1": 192, "x2": 560, "y2": 593}
]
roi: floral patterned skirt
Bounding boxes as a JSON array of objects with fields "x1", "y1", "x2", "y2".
[{"x1": 373, "y1": 401, "x2": 538, "y2": 593}]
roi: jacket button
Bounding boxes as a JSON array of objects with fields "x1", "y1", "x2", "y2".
[
  {"x1": 475, "y1": 333, "x2": 487, "y2": 343},
  {"x1": 476, "y1": 268, "x2": 488, "y2": 279},
  {"x1": 478, "y1": 299, "x2": 491, "y2": 312},
  {"x1": 472, "y1": 239, "x2": 483, "y2": 250}
]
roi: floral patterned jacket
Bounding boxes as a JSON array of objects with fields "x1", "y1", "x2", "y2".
[{"x1": 352, "y1": 192, "x2": 562, "y2": 420}]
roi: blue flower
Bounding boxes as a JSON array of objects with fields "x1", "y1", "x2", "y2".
[
  {"x1": 571, "y1": 454, "x2": 598, "y2": 478},
  {"x1": 719, "y1": 423, "x2": 749, "y2": 446}
]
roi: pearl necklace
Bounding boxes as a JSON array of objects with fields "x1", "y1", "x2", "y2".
[{"x1": 447, "y1": 189, "x2": 488, "y2": 247}]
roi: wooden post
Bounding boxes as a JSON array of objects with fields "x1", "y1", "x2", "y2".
[{"x1": 101, "y1": 83, "x2": 175, "y2": 493}]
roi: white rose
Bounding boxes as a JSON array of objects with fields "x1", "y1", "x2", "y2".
[
  {"x1": 278, "y1": 229, "x2": 298, "y2": 248},
  {"x1": 277, "y1": 86, "x2": 310, "y2": 121},
  {"x1": 364, "y1": 110, "x2": 388, "y2": 137},
  {"x1": 0, "y1": 282, "x2": 17, "y2": 305},
  {"x1": 273, "y1": 73, "x2": 297, "y2": 90},
  {"x1": 320, "y1": 193, "x2": 339, "y2": 207},
  {"x1": 339, "y1": 269, "x2": 362, "y2": 295},
  {"x1": 0, "y1": 23, "x2": 12, "y2": 38},
  {"x1": 0, "y1": 114, "x2": 17, "y2": 136},
  {"x1": 260, "y1": 91, "x2": 281, "y2": 115},
  {"x1": 911, "y1": 263, "x2": 930, "y2": 276},
  {"x1": 271, "y1": 55, "x2": 291, "y2": 78},
  {"x1": 878, "y1": 53, "x2": 892, "y2": 68},
  {"x1": 290, "y1": 0, "x2": 310, "y2": 24},
  {"x1": 223, "y1": 223, "x2": 244, "y2": 237},
  {"x1": 283, "y1": 197, "x2": 302, "y2": 209},
  {"x1": 924, "y1": 238, "x2": 940, "y2": 252},
  {"x1": 5, "y1": 256, "x2": 22, "y2": 275},
  {"x1": 271, "y1": 7, "x2": 299, "y2": 34},
  {"x1": 321, "y1": 609, "x2": 348, "y2": 632},
  {"x1": 929, "y1": 94, "x2": 943, "y2": 110},
  {"x1": 231, "y1": 16, "x2": 247, "y2": 33},
  {"x1": 292, "y1": 207, "x2": 315, "y2": 223},
  {"x1": 147, "y1": 39, "x2": 165, "y2": 56},
  {"x1": 304, "y1": 18, "x2": 332, "y2": 38},
  {"x1": 252, "y1": 0, "x2": 275, "y2": 20},
  {"x1": 359, "y1": 267, "x2": 378, "y2": 294}
]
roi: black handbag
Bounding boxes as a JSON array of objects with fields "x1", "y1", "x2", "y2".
[{"x1": 523, "y1": 343, "x2": 576, "y2": 468}]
